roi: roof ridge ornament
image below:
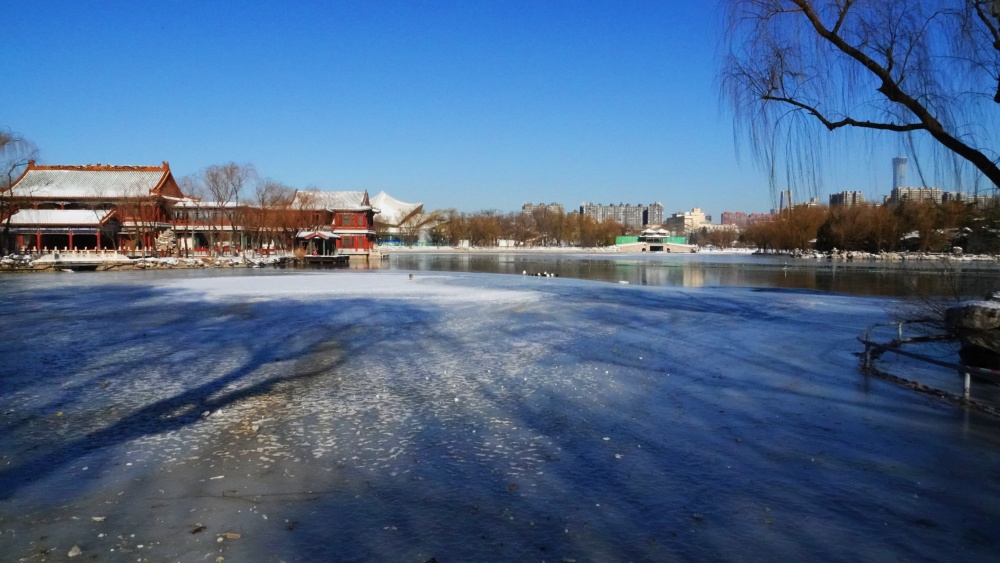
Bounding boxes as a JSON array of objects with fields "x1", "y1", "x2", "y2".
[{"x1": 30, "y1": 162, "x2": 169, "y2": 172}]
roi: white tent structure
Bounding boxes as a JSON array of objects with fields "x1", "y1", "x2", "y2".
[
  {"x1": 371, "y1": 192, "x2": 436, "y2": 245},
  {"x1": 371, "y1": 191, "x2": 423, "y2": 227}
]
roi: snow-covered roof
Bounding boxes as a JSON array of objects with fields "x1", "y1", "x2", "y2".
[
  {"x1": 295, "y1": 230, "x2": 340, "y2": 239},
  {"x1": 371, "y1": 191, "x2": 423, "y2": 226},
  {"x1": 173, "y1": 200, "x2": 240, "y2": 208},
  {"x1": 292, "y1": 190, "x2": 372, "y2": 212},
  {"x1": 8, "y1": 208, "x2": 112, "y2": 226},
  {"x1": 8, "y1": 163, "x2": 177, "y2": 199}
]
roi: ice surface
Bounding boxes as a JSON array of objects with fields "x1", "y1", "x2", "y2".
[{"x1": 1, "y1": 270, "x2": 998, "y2": 561}]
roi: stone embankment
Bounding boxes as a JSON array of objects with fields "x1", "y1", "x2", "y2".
[
  {"x1": 946, "y1": 294, "x2": 1000, "y2": 369},
  {"x1": 0, "y1": 252, "x2": 293, "y2": 272}
]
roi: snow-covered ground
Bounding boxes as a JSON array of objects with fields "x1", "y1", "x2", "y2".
[{"x1": 1, "y1": 270, "x2": 998, "y2": 561}]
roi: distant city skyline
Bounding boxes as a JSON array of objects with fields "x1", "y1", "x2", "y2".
[{"x1": 3, "y1": 1, "x2": 957, "y2": 221}]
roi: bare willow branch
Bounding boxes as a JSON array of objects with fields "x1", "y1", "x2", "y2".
[{"x1": 721, "y1": 0, "x2": 1000, "y2": 198}]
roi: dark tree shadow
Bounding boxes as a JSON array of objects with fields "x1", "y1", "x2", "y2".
[{"x1": 0, "y1": 282, "x2": 443, "y2": 501}]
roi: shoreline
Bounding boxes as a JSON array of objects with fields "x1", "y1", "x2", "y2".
[{"x1": 3, "y1": 245, "x2": 999, "y2": 274}]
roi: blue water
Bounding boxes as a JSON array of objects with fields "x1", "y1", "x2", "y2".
[{"x1": 386, "y1": 251, "x2": 1000, "y2": 297}]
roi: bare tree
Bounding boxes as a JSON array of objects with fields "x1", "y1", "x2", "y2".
[
  {"x1": 0, "y1": 129, "x2": 39, "y2": 254},
  {"x1": 245, "y1": 179, "x2": 295, "y2": 254},
  {"x1": 722, "y1": 1, "x2": 1000, "y2": 198},
  {"x1": 468, "y1": 210, "x2": 503, "y2": 247},
  {"x1": 284, "y1": 189, "x2": 320, "y2": 253},
  {"x1": 437, "y1": 209, "x2": 469, "y2": 246},
  {"x1": 116, "y1": 180, "x2": 162, "y2": 258},
  {"x1": 177, "y1": 174, "x2": 205, "y2": 200},
  {"x1": 742, "y1": 204, "x2": 828, "y2": 251},
  {"x1": 707, "y1": 227, "x2": 739, "y2": 249},
  {"x1": 203, "y1": 163, "x2": 256, "y2": 255}
]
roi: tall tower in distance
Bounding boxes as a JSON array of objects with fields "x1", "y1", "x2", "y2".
[
  {"x1": 779, "y1": 190, "x2": 793, "y2": 212},
  {"x1": 892, "y1": 156, "x2": 908, "y2": 189}
]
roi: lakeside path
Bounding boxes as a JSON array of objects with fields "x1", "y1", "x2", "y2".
[{"x1": 1, "y1": 270, "x2": 999, "y2": 561}]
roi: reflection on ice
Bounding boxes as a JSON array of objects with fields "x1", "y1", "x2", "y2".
[{"x1": 0, "y1": 270, "x2": 998, "y2": 561}]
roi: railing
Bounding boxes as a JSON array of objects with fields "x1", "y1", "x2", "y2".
[
  {"x1": 858, "y1": 320, "x2": 1000, "y2": 401},
  {"x1": 19, "y1": 247, "x2": 297, "y2": 260},
  {"x1": 28, "y1": 248, "x2": 132, "y2": 260}
]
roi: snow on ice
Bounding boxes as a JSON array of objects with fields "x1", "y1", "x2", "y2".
[{"x1": 0, "y1": 270, "x2": 998, "y2": 561}]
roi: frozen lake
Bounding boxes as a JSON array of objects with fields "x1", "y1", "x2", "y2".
[
  {"x1": 1, "y1": 269, "x2": 999, "y2": 561},
  {"x1": 387, "y1": 251, "x2": 1000, "y2": 297}
]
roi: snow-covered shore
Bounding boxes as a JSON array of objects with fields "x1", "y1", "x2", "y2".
[
  {"x1": 762, "y1": 248, "x2": 1000, "y2": 262},
  {"x1": 1, "y1": 271, "x2": 998, "y2": 561}
]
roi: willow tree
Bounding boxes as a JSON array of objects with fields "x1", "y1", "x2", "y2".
[
  {"x1": 721, "y1": 1, "x2": 1000, "y2": 198},
  {"x1": 0, "y1": 129, "x2": 38, "y2": 254}
]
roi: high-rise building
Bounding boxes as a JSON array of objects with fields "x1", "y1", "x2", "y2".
[
  {"x1": 721, "y1": 211, "x2": 748, "y2": 226},
  {"x1": 645, "y1": 202, "x2": 664, "y2": 226},
  {"x1": 829, "y1": 191, "x2": 866, "y2": 207},
  {"x1": 579, "y1": 202, "x2": 663, "y2": 228},
  {"x1": 779, "y1": 190, "x2": 793, "y2": 212},
  {"x1": 522, "y1": 202, "x2": 564, "y2": 215},
  {"x1": 892, "y1": 157, "x2": 908, "y2": 190},
  {"x1": 890, "y1": 186, "x2": 942, "y2": 204}
]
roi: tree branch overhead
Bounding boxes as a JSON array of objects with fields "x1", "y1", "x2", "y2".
[{"x1": 722, "y1": 0, "x2": 1000, "y2": 192}]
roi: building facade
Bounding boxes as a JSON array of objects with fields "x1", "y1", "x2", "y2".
[
  {"x1": 721, "y1": 211, "x2": 747, "y2": 227},
  {"x1": 942, "y1": 191, "x2": 996, "y2": 207},
  {"x1": 664, "y1": 208, "x2": 710, "y2": 235},
  {"x1": 2, "y1": 161, "x2": 184, "y2": 253},
  {"x1": 779, "y1": 190, "x2": 793, "y2": 212},
  {"x1": 645, "y1": 202, "x2": 664, "y2": 225},
  {"x1": 829, "y1": 191, "x2": 867, "y2": 207},
  {"x1": 169, "y1": 200, "x2": 244, "y2": 254},
  {"x1": 2, "y1": 162, "x2": 396, "y2": 259},
  {"x1": 291, "y1": 190, "x2": 378, "y2": 256},
  {"x1": 522, "y1": 202, "x2": 565, "y2": 215},
  {"x1": 893, "y1": 156, "x2": 908, "y2": 189},
  {"x1": 579, "y1": 202, "x2": 663, "y2": 229},
  {"x1": 890, "y1": 186, "x2": 943, "y2": 204}
]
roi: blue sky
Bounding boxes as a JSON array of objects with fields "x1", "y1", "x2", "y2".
[{"x1": 4, "y1": 1, "x2": 905, "y2": 219}]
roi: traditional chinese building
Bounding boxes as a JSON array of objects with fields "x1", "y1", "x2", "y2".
[
  {"x1": 2, "y1": 161, "x2": 185, "y2": 253},
  {"x1": 290, "y1": 189, "x2": 378, "y2": 257},
  {"x1": 169, "y1": 200, "x2": 244, "y2": 255}
]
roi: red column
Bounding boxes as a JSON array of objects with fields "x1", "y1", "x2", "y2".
[
  {"x1": 35, "y1": 230, "x2": 41, "y2": 250},
  {"x1": 96, "y1": 230, "x2": 101, "y2": 249},
  {"x1": 68, "y1": 230, "x2": 74, "y2": 249}
]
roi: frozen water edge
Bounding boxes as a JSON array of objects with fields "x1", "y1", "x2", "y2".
[{"x1": 0, "y1": 270, "x2": 998, "y2": 561}]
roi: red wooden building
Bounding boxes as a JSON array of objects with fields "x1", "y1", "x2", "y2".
[
  {"x1": 291, "y1": 189, "x2": 378, "y2": 256},
  {"x1": 2, "y1": 161, "x2": 185, "y2": 252}
]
